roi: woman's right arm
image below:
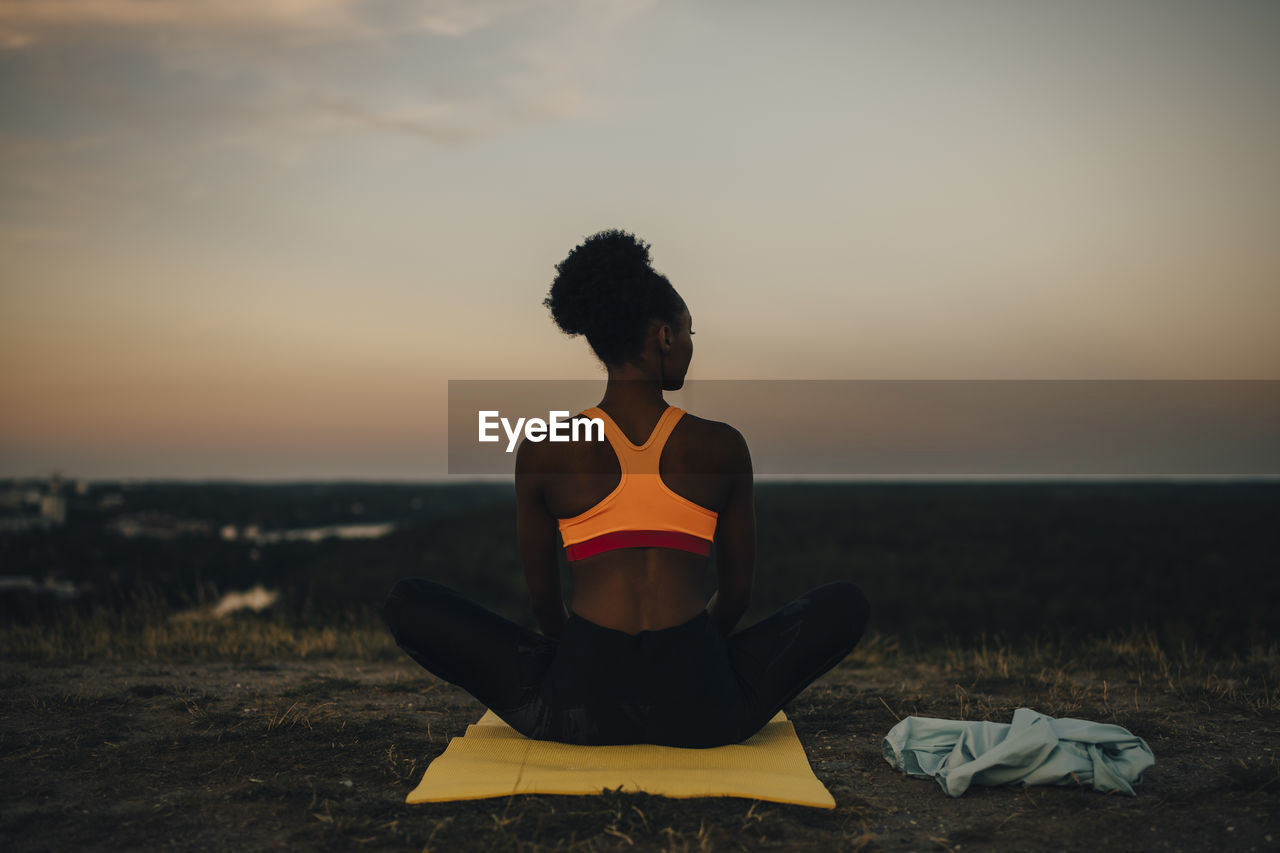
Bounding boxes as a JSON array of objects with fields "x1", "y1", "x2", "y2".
[
  {"x1": 708, "y1": 426, "x2": 754, "y2": 636},
  {"x1": 515, "y1": 440, "x2": 569, "y2": 638}
]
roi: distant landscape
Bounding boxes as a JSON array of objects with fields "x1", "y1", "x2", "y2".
[{"x1": 2, "y1": 479, "x2": 1276, "y2": 651}]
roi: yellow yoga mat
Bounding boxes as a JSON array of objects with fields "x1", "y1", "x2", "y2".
[{"x1": 405, "y1": 710, "x2": 836, "y2": 809}]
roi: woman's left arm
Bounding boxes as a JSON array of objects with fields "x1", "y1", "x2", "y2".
[{"x1": 515, "y1": 440, "x2": 568, "y2": 638}]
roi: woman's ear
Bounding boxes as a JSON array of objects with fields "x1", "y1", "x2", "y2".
[{"x1": 656, "y1": 321, "x2": 674, "y2": 353}]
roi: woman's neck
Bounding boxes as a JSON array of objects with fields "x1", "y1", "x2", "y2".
[{"x1": 599, "y1": 371, "x2": 666, "y2": 415}]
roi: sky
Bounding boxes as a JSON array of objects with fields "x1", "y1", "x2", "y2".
[{"x1": 1, "y1": 0, "x2": 1278, "y2": 480}]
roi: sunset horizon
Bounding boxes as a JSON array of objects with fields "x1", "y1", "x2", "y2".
[{"x1": 4, "y1": 1, "x2": 1278, "y2": 480}]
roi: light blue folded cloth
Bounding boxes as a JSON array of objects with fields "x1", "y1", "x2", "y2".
[{"x1": 882, "y1": 707, "x2": 1155, "y2": 797}]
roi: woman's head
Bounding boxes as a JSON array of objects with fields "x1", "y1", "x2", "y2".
[{"x1": 544, "y1": 229, "x2": 693, "y2": 386}]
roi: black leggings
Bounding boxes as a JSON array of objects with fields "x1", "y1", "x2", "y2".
[{"x1": 381, "y1": 579, "x2": 870, "y2": 748}]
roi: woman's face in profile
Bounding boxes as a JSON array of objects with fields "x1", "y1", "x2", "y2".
[{"x1": 663, "y1": 306, "x2": 694, "y2": 390}]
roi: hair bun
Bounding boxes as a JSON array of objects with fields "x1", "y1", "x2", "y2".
[
  {"x1": 543, "y1": 230, "x2": 684, "y2": 365},
  {"x1": 546, "y1": 230, "x2": 653, "y2": 335}
]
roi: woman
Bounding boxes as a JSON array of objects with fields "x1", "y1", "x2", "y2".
[{"x1": 382, "y1": 229, "x2": 869, "y2": 748}]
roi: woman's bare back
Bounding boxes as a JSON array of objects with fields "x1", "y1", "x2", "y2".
[{"x1": 529, "y1": 407, "x2": 742, "y2": 634}]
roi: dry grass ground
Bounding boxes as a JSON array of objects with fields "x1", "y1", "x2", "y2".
[{"x1": 1, "y1": 621, "x2": 1277, "y2": 851}]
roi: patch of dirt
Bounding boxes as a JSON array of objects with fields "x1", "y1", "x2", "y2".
[{"x1": 0, "y1": 659, "x2": 1276, "y2": 851}]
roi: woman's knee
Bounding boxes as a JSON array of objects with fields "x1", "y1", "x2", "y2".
[
  {"x1": 807, "y1": 580, "x2": 870, "y2": 648},
  {"x1": 380, "y1": 577, "x2": 454, "y2": 634}
]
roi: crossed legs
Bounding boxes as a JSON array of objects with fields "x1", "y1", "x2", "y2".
[{"x1": 381, "y1": 577, "x2": 870, "y2": 745}]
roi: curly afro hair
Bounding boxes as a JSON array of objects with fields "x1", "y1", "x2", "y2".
[{"x1": 543, "y1": 229, "x2": 685, "y2": 366}]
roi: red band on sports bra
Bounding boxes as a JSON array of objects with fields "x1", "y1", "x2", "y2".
[{"x1": 565, "y1": 530, "x2": 712, "y2": 562}]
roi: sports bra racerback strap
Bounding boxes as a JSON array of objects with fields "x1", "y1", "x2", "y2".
[
  {"x1": 557, "y1": 404, "x2": 717, "y2": 561},
  {"x1": 583, "y1": 406, "x2": 683, "y2": 473}
]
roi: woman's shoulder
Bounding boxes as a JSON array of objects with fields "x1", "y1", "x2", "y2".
[
  {"x1": 673, "y1": 411, "x2": 751, "y2": 469},
  {"x1": 675, "y1": 410, "x2": 743, "y2": 440}
]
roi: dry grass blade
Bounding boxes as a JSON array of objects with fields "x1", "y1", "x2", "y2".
[{"x1": 878, "y1": 696, "x2": 902, "y2": 722}]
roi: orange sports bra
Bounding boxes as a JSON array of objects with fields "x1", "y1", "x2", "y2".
[{"x1": 557, "y1": 405, "x2": 718, "y2": 561}]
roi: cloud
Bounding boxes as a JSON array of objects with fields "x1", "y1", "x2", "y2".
[
  {"x1": 0, "y1": 0, "x2": 373, "y2": 46},
  {"x1": 0, "y1": 0, "x2": 600, "y2": 46},
  {"x1": 414, "y1": 0, "x2": 527, "y2": 38},
  {"x1": 295, "y1": 92, "x2": 500, "y2": 144},
  {"x1": 0, "y1": 0, "x2": 660, "y2": 238},
  {"x1": 0, "y1": 0, "x2": 655, "y2": 137}
]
